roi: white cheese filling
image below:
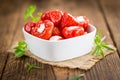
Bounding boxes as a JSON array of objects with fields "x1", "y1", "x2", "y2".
[
  {"x1": 67, "y1": 26, "x2": 79, "y2": 30},
  {"x1": 37, "y1": 23, "x2": 45, "y2": 33},
  {"x1": 50, "y1": 36, "x2": 62, "y2": 41},
  {"x1": 76, "y1": 16, "x2": 85, "y2": 22}
]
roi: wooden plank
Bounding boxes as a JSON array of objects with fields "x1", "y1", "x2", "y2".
[
  {"x1": 0, "y1": 0, "x2": 21, "y2": 78},
  {"x1": 1, "y1": 1, "x2": 56, "y2": 80},
  {"x1": 0, "y1": 0, "x2": 27, "y2": 79},
  {"x1": 2, "y1": 54, "x2": 55, "y2": 80},
  {"x1": 1, "y1": 0, "x2": 120, "y2": 80},
  {"x1": 51, "y1": 0, "x2": 120, "y2": 80},
  {"x1": 99, "y1": 0, "x2": 120, "y2": 55}
]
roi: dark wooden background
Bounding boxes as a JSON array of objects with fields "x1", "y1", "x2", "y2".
[{"x1": 0, "y1": 0, "x2": 120, "y2": 80}]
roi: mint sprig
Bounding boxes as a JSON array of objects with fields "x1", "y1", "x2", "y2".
[
  {"x1": 26, "y1": 62, "x2": 43, "y2": 73},
  {"x1": 24, "y1": 5, "x2": 42, "y2": 22},
  {"x1": 69, "y1": 74, "x2": 84, "y2": 80},
  {"x1": 93, "y1": 30, "x2": 114, "y2": 57},
  {"x1": 14, "y1": 41, "x2": 27, "y2": 57},
  {"x1": 24, "y1": 5, "x2": 36, "y2": 20}
]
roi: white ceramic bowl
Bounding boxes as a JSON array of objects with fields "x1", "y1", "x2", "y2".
[{"x1": 22, "y1": 24, "x2": 96, "y2": 62}]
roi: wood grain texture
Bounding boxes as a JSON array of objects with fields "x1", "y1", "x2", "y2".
[
  {"x1": 99, "y1": 0, "x2": 120, "y2": 55},
  {"x1": 0, "y1": 0, "x2": 120, "y2": 80},
  {"x1": 50, "y1": 0, "x2": 120, "y2": 80},
  {"x1": 1, "y1": 0, "x2": 56, "y2": 80},
  {"x1": 0, "y1": 0, "x2": 21, "y2": 78}
]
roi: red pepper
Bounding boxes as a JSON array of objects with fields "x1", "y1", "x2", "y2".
[
  {"x1": 62, "y1": 26, "x2": 85, "y2": 38},
  {"x1": 31, "y1": 20, "x2": 54, "y2": 40},
  {"x1": 24, "y1": 22, "x2": 36, "y2": 33}
]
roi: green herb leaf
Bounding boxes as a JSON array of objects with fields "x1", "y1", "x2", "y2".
[
  {"x1": 24, "y1": 5, "x2": 36, "y2": 20},
  {"x1": 37, "y1": 12, "x2": 42, "y2": 17},
  {"x1": 93, "y1": 30, "x2": 114, "y2": 57},
  {"x1": 31, "y1": 16, "x2": 39, "y2": 21},
  {"x1": 100, "y1": 47, "x2": 104, "y2": 57},
  {"x1": 14, "y1": 41, "x2": 27, "y2": 57},
  {"x1": 24, "y1": 5, "x2": 42, "y2": 22},
  {"x1": 69, "y1": 74, "x2": 84, "y2": 80},
  {"x1": 102, "y1": 43, "x2": 114, "y2": 50},
  {"x1": 30, "y1": 12, "x2": 42, "y2": 21},
  {"x1": 26, "y1": 62, "x2": 43, "y2": 73}
]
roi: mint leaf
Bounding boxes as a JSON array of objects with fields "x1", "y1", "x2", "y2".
[
  {"x1": 24, "y1": 5, "x2": 36, "y2": 20},
  {"x1": 24, "y1": 5, "x2": 42, "y2": 22},
  {"x1": 15, "y1": 50, "x2": 25, "y2": 57},
  {"x1": 26, "y1": 62, "x2": 43, "y2": 73},
  {"x1": 31, "y1": 16, "x2": 39, "y2": 21},
  {"x1": 30, "y1": 12, "x2": 42, "y2": 21},
  {"x1": 14, "y1": 41, "x2": 27, "y2": 57},
  {"x1": 69, "y1": 74, "x2": 84, "y2": 80},
  {"x1": 37, "y1": 12, "x2": 42, "y2": 17}
]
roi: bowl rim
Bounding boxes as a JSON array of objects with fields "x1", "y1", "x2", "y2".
[{"x1": 22, "y1": 24, "x2": 96, "y2": 43}]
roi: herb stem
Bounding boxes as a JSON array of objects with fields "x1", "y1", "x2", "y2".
[
  {"x1": 26, "y1": 62, "x2": 43, "y2": 73},
  {"x1": 30, "y1": 14, "x2": 33, "y2": 18},
  {"x1": 93, "y1": 30, "x2": 114, "y2": 57},
  {"x1": 14, "y1": 41, "x2": 27, "y2": 57},
  {"x1": 69, "y1": 74, "x2": 84, "y2": 80}
]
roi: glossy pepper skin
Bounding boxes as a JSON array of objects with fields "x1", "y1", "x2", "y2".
[
  {"x1": 31, "y1": 20, "x2": 54, "y2": 40},
  {"x1": 24, "y1": 22, "x2": 36, "y2": 33},
  {"x1": 60, "y1": 12, "x2": 78, "y2": 30},
  {"x1": 62, "y1": 26, "x2": 85, "y2": 38},
  {"x1": 52, "y1": 27, "x2": 61, "y2": 36},
  {"x1": 41, "y1": 10, "x2": 63, "y2": 26},
  {"x1": 76, "y1": 16, "x2": 89, "y2": 30},
  {"x1": 24, "y1": 10, "x2": 90, "y2": 40}
]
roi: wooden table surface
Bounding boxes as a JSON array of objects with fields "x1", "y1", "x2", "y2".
[{"x1": 0, "y1": 0, "x2": 120, "y2": 80}]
